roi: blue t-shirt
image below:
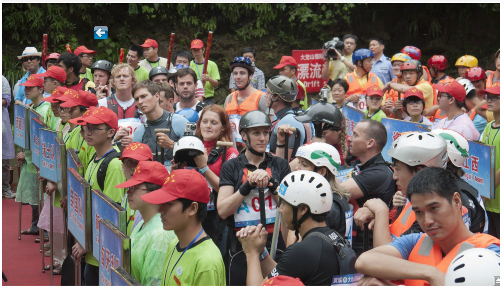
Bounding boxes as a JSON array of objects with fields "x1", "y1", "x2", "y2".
[
  {"x1": 15, "y1": 67, "x2": 46, "y2": 105},
  {"x1": 389, "y1": 232, "x2": 500, "y2": 260},
  {"x1": 270, "y1": 111, "x2": 306, "y2": 153},
  {"x1": 371, "y1": 55, "x2": 394, "y2": 85}
]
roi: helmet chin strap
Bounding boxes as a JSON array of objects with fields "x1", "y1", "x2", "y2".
[
  {"x1": 268, "y1": 96, "x2": 280, "y2": 116},
  {"x1": 360, "y1": 61, "x2": 370, "y2": 80},
  {"x1": 410, "y1": 72, "x2": 422, "y2": 86},
  {"x1": 236, "y1": 75, "x2": 252, "y2": 91},
  {"x1": 244, "y1": 131, "x2": 265, "y2": 157},
  {"x1": 292, "y1": 206, "x2": 310, "y2": 243}
]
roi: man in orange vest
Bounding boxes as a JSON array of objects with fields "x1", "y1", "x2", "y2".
[
  {"x1": 343, "y1": 49, "x2": 384, "y2": 112},
  {"x1": 224, "y1": 57, "x2": 267, "y2": 147},
  {"x1": 355, "y1": 167, "x2": 500, "y2": 286}
]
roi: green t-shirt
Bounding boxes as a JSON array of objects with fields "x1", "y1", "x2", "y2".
[
  {"x1": 84, "y1": 149, "x2": 126, "y2": 266},
  {"x1": 365, "y1": 109, "x2": 387, "y2": 122},
  {"x1": 161, "y1": 236, "x2": 226, "y2": 286},
  {"x1": 190, "y1": 60, "x2": 220, "y2": 99},
  {"x1": 44, "y1": 107, "x2": 60, "y2": 130},
  {"x1": 135, "y1": 66, "x2": 150, "y2": 82},
  {"x1": 131, "y1": 214, "x2": 176, "y2": 286},
  {"x1": 80, "y1": 67, "x2": 94, "y2": 82},
  {"x1": 480, "y1": 121, "x2": 500, "y2": 213},
  {"x1": 33, "y1": 100, "x2": 51, "y2": 119}
]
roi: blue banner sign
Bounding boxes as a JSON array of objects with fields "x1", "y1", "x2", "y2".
[
  {"x1": 39, "y1": 129, "x2": 59, "y2": 182},
  {"x1": 67, "y1": 168, "x2": 91, "y2": 250},
  {"x1": 461, "y1": 140, "x2": 495, "y2": 199},
  {"x1": 342, "y1": 105, "x2": 365, "y2": 138},
  {"x1": 381, "y1": 118, "x2": 431, "y2": 162},
  {"x1": 111, "y1": 267, "x2": 141, "y2": 286},
  {"x1": 55, "y1": 138, "x2": 66, "y2": 196},
  {"x1": 99, "y1": 219, "x2": 131, "y2": 286},
  {"x1": 30, "y1": 116, "x2": 47, "y2": 168},
  {"x1": 91, "y1": 189, "x2": 126, "y2": 262},
  {"x1": 14, "y1": 103, "x2": 29, "y2": 148},
  {"x1": 67, "y1": 148, "x2": 84, "y2": 175}
]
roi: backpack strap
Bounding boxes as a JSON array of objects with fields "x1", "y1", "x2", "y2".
[
  {"x1": 304, "y1": 231, "x2": 347, "y2": 258},
  {"x1": 97, "y1": 150, "x2": 122, "y2": 191},
  {"x1": 207, "y1": 146, "x2": 224, "y2": 165}
]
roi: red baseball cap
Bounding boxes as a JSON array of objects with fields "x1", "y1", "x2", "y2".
[
  {"x1": 274, "y1": 56, "x2": 298, "y2": 69},
  {"x1": 190, "y1": 39, "x2": 204, "y2": 49},
  {"x1": 141, "y1": 38, "x2": 158, "y2": 49},
  {"x1": 478, "y1": 82, "x2": 500, "y2": 96},
  {"x1": 366, "y1": 85, "x2": 384, "y2": 97},
  {"x1": 74, "y1": 46, "x2": 96, "y2": 56},
  {"x1": 404, "y1": 87, "x2": 424, "y2": 100},
  {"x1": 45, "y1": 52, "x2": 60, "y2": 61},
  {"x1": 433, "y1": 80, "x2": 466, "y2": 103},
  {"x1": 59, "y1": 90, "x2": 98, "y2": 108},
  {"x1": 39, "y1": 65, "x2": 67, "y2": 84},
  {"x1": 45, "y1": 86, "x2": 69, "y2": 103},
  {"x1": 120, "y1": 142, "x2": 153, "y2": 162},
  {"x1": 69, "y1": 106, "x2": 119, "y2": 130},
  {"x1": 115, "y1": 161, "x2": 169, "y2": 189},
  {"x1": 19, "y1": 74, "x2": 44, "y2": 88},
  {"x1": 141, "y1": 169, "x2": 210, "y2": 205},
  {"x1": 261, "y1": 276, "x2": 305, "y2": 286}
]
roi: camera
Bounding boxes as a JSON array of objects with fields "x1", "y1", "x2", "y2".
[
  {"x1": 323, "y1": 37, "x2": 344, "y2": 59},
  {"x1": 184, "y1": 122, "x2": 197, "y2": 136}
]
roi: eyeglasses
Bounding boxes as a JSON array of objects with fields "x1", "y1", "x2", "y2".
[
  {"x1": 80, "y1": 54, "x2": 93, "y2": 59},
  {"x1": 127, "y1": 186, "x2": 148, "y2": 192},
  {"x1": 58, "y1": 106, "x2": 75, "y2": 113},
  {"x1": 367, "y1": 96, "x2": 383, "y2": 102},
  {"x1": 407, "y1": 99, "x2": 423, "y2": 105},
  {"x1": 82, "y1": 126, "x2": 107, "y2": 133},
  {"x1": 484, "y1": 95, "x2": 500, "y2": 102},
  {"x1": 21, "y1": 56, "x2": 39, "y2": 62},
  {"x1": 438, "y1": 93, "x2": 452, "y2": 99}
]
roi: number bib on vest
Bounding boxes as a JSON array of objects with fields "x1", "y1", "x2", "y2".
[
  {"x1": 229, "y1": 114, "x2": 243, "y2": 144},
  {"x1": 207, "y1": 181, "x2": 215, "y2": 211},
  {"x1": 346, "y1": 94, "x2": 367, "y2": 112},
  {"x1": 345, "y1": 205, "x2": 354, "y2": 246},
  {"x1": 234, "y1": 187, "x2": 277, "y2": 227},
  {"x1": 118, "y1": 118, "x2": 142, "y2": 136}
]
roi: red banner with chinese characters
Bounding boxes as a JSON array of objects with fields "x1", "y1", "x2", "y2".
[{"x1": 292, "y1": 49, "x2": 328, "y2": 93}]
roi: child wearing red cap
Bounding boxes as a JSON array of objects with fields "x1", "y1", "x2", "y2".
[
  {"x1": 141, "y1": 169, "x2": 226, "y2": 286},
  {"x1": 433, "y1": 81, "x2": 480, "y2": 140},
  {"x1": 364, "y1": 85, "x2": 387, "y2": 122},
  {"x1": 70, "y1": 106, "x2": 126, "y2": 286},
  {"x1": 402, "y1": 87, "x2": 433, "y2": 125},
  {"x1": 40, "y1": 67, "x2": 68, "y2": 130},
  {"x1": 479, "y1": 82, "x2": 500, "y2": 239},
  {"x1": 16, "y1": 74, "x2": 51, "y2": 236},
  {"x1": 115, "y1": 161, "x2": 176, "y2": 286}
]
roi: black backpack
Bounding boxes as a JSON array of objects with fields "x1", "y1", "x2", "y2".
[
  {"x1": 94, "y1": 150, "x2": 122, "y2": 192},
  {"x1": 303, "y1": 230, "x2": 357, "y2": 275}
]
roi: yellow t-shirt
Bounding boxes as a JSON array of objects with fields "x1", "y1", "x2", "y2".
[
  {"x1": 414, "y1": 79, "x2": 434, "y2": 110},
  {"x1": 328, "y1": 55, "x2": 353, "y2": 80}
]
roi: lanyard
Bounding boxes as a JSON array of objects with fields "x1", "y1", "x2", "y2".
[
  {"x1": 164, "y1": 228, "x2": 204, "y2": 286},
  {"x1": 32, "y1": 100, "x2": 46, "y2": 110},
  {"x1": 445, "y1": 113, "x2": 464, "y2": 127},
  {"x1": 86, "y1": 149, "x2": 115, "y2": 184},
  {"x1": 489, "y1": 125, "x2": 500, "y2": 145},
  {"x1": 63, "y1": 129, "x2": 72, "y2": 143},
  {"x1": 123, "y1": 195, "x2": 136, "y2": 228},
  {"x1": 194, "y1": 60, "x2": 204, "y2": 79}
]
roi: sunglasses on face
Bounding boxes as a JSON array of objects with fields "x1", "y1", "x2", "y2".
[{"x1": 22, "y1": 56, "x2": 39, "y2": 62}]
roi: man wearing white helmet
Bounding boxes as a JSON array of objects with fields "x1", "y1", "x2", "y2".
[
  {"x1": 355, "y1": 167, "x2": 500, "y2": 286},
  {"x1": 237, "y1": 171, "x2": 356, "y2": 286}
]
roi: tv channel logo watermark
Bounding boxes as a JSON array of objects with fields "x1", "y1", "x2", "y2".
[{"x1": 94, "y1": 26, "x2": 108, "y2": 40}]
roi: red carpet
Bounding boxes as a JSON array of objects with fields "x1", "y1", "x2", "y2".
[{"x1": 2, "y1": 197, "x2": 61, "y2": 286}]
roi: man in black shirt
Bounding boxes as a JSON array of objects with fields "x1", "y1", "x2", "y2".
[
  {"x1": 340, "y1": 119, "x2": 396, "y2": 255},
  {"x1": 237, "y1": 170, "x2": 356, "y2": 286}
]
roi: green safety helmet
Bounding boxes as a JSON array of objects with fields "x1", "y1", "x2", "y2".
[
  {"x1": 295, "y1": 101, "x2": 343, "y2": 129},
  {"x1": 239, "y1": 110, "x2": 272, "y2": 134},
  {"x1": 266, "y1": 75, "x2": 298, "y2": 102}
]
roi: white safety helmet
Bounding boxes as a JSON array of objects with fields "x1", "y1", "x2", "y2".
[
  {"x1": 444, "y1": 248, "x2": 500, "y2": 286},
  {"x1": 295, "y1": 142, "x2": 341, "y2": 176},
  {"x1": 278, "y1": 170, "x2": 332, "y2": 214},
  {"x1": 388, "y1": 132, "x2": 448, "y2": 168},
  {"x1": 173, "y1": 136, "x2": 205, "y2": 167},
  {"x1": 456, "y1": 78, "x2": 476, "y2": 95},
  {"x1": 431, "y1": 129, "x2": 469, "y2": 167}
]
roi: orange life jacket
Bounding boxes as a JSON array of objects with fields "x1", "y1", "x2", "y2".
[
  {"x1": 468, "y1": 108, "x2": 477, "y2": 121},
  {"x1": 422, "y1": 66, "x2": 432, "y2": 85},
  {"x1": 486, "y1": 70, "x2": 497, "y2": 88},
  {"x1": 225, "y1": 90, "x2": 265, "y2": 116},
  {"x1": 384, "y1": 78, "x2": 401, "y2": 118},
  {"x1": 404, "y1": 233, "x2": 500, "y2": 286},
  {"x1": 346, "y1": 72, "x2": 379, "y2": 97},
  {"x1": 433, "y1": 108, "x2": 447, "y2": 123}
]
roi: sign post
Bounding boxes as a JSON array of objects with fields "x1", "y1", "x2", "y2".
[
  {"x1": 111, "y1": 267, "x2": 141, "y2": 286},
  {"x1": 380, "y1": 118, "x2": 431, "y2": 162},
  {"x1": 67, "y1": 148, "x2": 84, "y2": 175},
  {"x1": 30, "y1": 109, "x2": 47, "y2": 168},
  {"x1": 39, "y1": 129, "x2": 59, "y2": 182},
  {"x1": 99, "y1": 219, "x2": 131, "y2": 286},
  {"x1": 55, "y1": 138, "x2": 67, "y2": 197},
  {"x1": 67, "y1": 168, "x2": 92, "y2": 250},
  {"x1": 14, "y1": 103, "x2": 30, "y2": 148}
]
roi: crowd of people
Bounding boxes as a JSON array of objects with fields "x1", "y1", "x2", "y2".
[{"x1": 2, "y1": 33, "x2": 500, "y2": 286}]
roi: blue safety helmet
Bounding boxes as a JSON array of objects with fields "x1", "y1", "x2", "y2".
[
  {"x1": 176, "y1": 108, "x2": 199, "y2": 123},
  {"x1": 352, "y1": 49, "x2": 374, "y2": 65}
]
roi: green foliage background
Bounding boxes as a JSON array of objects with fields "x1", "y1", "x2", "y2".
[{"x1": 3, "y1": 3, "x2": 500, "y2": 102}]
